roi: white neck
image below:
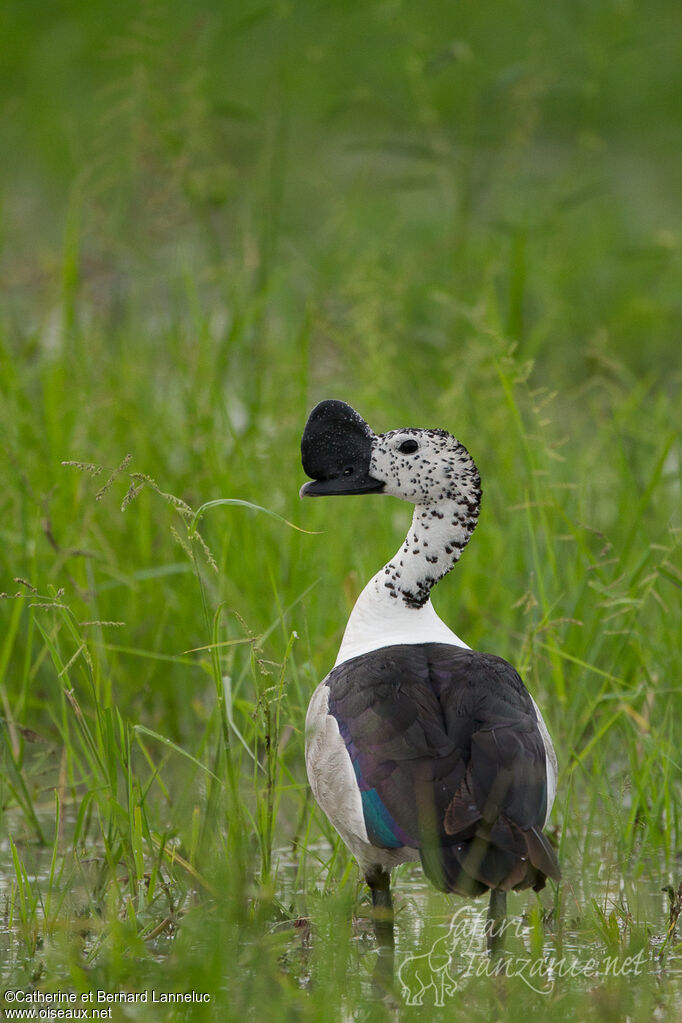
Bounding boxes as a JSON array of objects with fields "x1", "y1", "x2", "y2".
[{"x1": 335, "y1": 500, "x2": 475, "y2": 667}]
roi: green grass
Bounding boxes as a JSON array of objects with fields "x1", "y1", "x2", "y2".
[{"x1": 1, "y1": 0, "x2": 681, "y2": 1019}]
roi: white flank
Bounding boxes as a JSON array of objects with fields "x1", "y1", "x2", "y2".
[
  {"x1": 530, "y1": 695, "x2": 558, "y2": 823},
  {"x1": 305, "y1": 680, "x2": 419, "y2": 871},
  {"x1": 305, "y1": 682, "x2": 369, "y2": 849}
]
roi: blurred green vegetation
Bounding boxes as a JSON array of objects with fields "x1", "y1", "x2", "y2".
[{"x1": 0, "y1": 0, "x2": 680, "y2": 1019}]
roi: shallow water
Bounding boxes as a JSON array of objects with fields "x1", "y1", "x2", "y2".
[
  {"x1": 1, "y1": 825, "x2": 680, "y2": 1012},
  {"x1": 274, "y1": 841, "x2": 682, "y2": 1007}
]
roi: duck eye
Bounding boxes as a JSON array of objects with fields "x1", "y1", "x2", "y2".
[
  {"x1": 343, "y1": 466, "x2": 354, "y2": 476},
  {"x1": 398, "y1": 439, "x2": 419, "y2": 455}
]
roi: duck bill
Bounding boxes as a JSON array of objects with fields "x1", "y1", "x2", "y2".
[
  {"x1": 300, "y1": 398, "x2": 385, "y2": 499},
  {"x1": 300, "y1": 475, "x2": 385, "y2": 498}
]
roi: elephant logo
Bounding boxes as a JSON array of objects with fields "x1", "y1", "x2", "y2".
[
  {"x1": 397, "y1": 907, "x2": 485, "y2": 1005},
  {"x1": 397, "y1": 933, "x2": 459, "y2": 1005}
]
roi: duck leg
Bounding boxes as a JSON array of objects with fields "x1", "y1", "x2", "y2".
[
  {"x1": 366, "y1": 865, "x2": 395, "y2": 991},
  {"x1": 486, "y1": 888, "x2": 506, "y2": 957},
  {"x1": 365, "y1": 864, "x2": 394, "y2": 951}
]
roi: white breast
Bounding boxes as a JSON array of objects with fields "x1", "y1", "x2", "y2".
[{"x1": 335, "y1": 575, "x2": 468, "y2": 668}]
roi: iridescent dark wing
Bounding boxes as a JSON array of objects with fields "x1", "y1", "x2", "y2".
[{"x1": 326, "y1": 643, "x2": 560, "y2": 894}]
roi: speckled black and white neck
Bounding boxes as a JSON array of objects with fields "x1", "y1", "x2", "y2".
[{"x1": 334, "y1": 427, "x2": 481, "y2": 667}]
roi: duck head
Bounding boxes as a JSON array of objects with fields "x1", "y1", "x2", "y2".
[{"x1": 300, "y1": 399, "x2": 480, "y2": 511}]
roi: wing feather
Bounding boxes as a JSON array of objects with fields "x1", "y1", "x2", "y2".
[{"x1": 326, "y1": 642, "x2": 560, "y2": 894}]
